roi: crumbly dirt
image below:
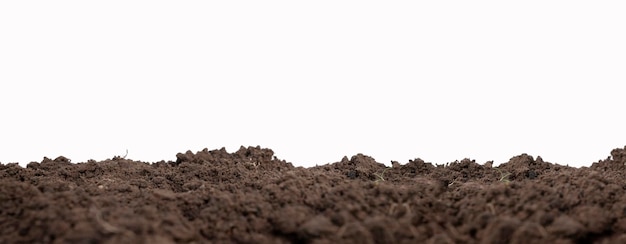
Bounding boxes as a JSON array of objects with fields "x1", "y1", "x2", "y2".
[{"x1": 2, "y1": 146, "x2": 626, "y2": 243}]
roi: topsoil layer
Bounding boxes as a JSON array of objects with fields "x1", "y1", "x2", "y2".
[{"x1": 3, "y1": 146, "x2": 626, "y2": 244}]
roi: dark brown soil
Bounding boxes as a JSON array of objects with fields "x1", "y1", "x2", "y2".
[{"x1": 2, "y1": 146, "x2": 626, "y2": 243}]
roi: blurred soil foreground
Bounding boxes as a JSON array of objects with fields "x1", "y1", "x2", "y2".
[{"x1": 3, "y1": 146, "x2": 626, "y2": 243}]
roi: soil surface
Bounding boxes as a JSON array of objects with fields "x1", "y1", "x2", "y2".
[{"x1": 2, "y1": 146, "x2": 626, "y2": 243}]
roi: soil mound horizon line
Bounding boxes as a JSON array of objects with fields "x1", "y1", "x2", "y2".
[{"x1": 2, "y1": 145, "x2": 625, "y2": 170}]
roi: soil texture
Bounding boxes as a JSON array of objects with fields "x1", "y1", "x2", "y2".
[{"x1": 3, "y1": 146, "x2": 626, "y2": 243}]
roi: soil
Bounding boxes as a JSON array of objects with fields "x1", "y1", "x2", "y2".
[{"x1": 2, "y1": 146, "x2": 626, "y2": 243}]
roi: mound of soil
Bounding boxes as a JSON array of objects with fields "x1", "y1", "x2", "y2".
[{"x1": 2, "y1": 146, "x2": 626, "y2": 243}]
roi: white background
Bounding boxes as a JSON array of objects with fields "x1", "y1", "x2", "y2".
[{"x1": 1, "y1": 1, "x2": 624, "y2": 168}]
